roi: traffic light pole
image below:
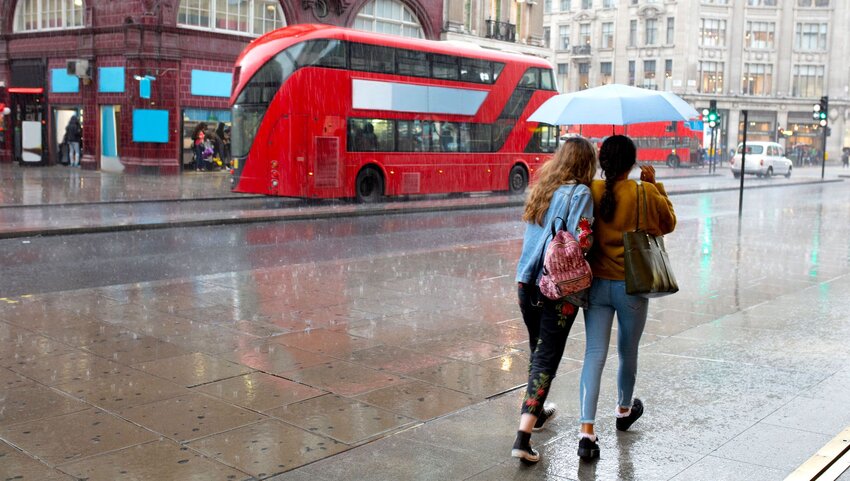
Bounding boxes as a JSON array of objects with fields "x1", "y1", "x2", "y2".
[
  {"x1": 821, "y1": 124, "x2": 827, "y2": 180},
  {"x1": 739, "y1": 110, "x2": 748, "y2": 220}
]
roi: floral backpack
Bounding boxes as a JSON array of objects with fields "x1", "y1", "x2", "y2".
[{"x1": 538, "y1": 186, "x2": 592, "y2": 304}]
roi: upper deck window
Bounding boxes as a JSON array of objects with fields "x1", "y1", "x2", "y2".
[
  {"x1": 14, "y1": 0, "x2": 84, "y2": 32},
  {"x1": 178, "y1": 0, "x2": 285, "y2": 37},
  {"x1": 354, "y1": 0, "x2": 423, "y2": 39}
]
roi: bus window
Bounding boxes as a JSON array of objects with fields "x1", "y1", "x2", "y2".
[
  {"x1": 492, "y1": 63, "x2": 505, "y2": 82},
  {"x1": 458, "y1": 123, "x2": 491, "y2": 152},
  {"x1": 540, "y1": 69, "x2": 556, "y2": 90},
  {"x1": 432, "y1": 54, "x2": 459, "y2": 80},
  {"x1": 348, "y1": 118, "x2": 394, "y2": 152},
  {"x1": 296, "y1": 39, "x2": 346, "y2": 69},
  {"x1": 397, "y1": 120, "x2": 426, "y2": 152},
  {"x1": 350, "y1": 43, "x2": 395, "y2": 74},
  {"x1": 438, "y1": 122, "x2": 458, "y2": 152},
  {"x1": 519, "y1": 68, "x2": 539, "y2": 89},
  {"x1": 525, "y1": 125, "x2": 558, "y2": 153},
  {"x1": 397, "y1": 49, "x2": 429, "y2": 77},
  {"x1": 460, "y1": 58, "x2": 491, "y2": 83}
]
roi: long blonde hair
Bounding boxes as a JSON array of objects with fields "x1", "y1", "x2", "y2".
[{"x1": 522, "y1": 136, "x2": 597, "y2": 225}]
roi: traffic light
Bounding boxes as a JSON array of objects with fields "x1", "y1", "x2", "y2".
[
  {"x1": 703, "y1": 100, "x2": 719, "y2": 129},
  {"x1": 813, "y1": 96, "x2": 828, "y2": 127}
]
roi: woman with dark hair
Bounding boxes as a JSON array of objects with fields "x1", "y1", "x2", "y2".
[
  {"x1": 191, "y1": 122, "x2": 208, "y2": 171},
  {"x1": 511, "y1": 137, "x2": 597, "y2": 464},
  {"x1": 577, "y1": 135, "x2": 676, "y2": 460}
]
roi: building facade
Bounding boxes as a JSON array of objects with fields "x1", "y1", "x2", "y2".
[
  {"x1": 544, "y1": 0, "x2": 850, "y2": 158},
  {"x1": 0, "y1": 0, "x2": 444, "y2": 172}
]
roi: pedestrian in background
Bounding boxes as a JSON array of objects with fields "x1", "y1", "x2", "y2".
[
  {"x1": 841, "y1": 148, "x2": 848, "y2": 168},
  {"x1": 64, "y1": 115, "x2": 82, "y2": 167},
  {"x1": 191, "y1": 122, "x2": 208, "y2": 171},
  {"x1": 577, "y1": 135, "x2": 677, "y2": 460},
  {"x1": 511, "y1": 137, "x2": 597, "y2": 464}
]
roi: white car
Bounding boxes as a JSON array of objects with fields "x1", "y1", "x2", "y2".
[{"x1": 729, "y1": 141, "x2": 792, "y2": 178}]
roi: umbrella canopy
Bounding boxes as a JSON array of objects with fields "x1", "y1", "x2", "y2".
[{"x1": 529, "y1": 84, "x2": 700, "y2": 126}]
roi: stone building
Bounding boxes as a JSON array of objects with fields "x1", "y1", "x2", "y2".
[{"x1": 543, "y1": 0, "x2": 849, "y2": 158}]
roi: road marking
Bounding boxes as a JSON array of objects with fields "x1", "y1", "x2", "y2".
[{"x1": 785, "y1": 425, "x2": 850, "y2": 481}]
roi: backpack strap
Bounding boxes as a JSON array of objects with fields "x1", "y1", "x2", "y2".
[{"x1": 535, "y1": 184, "x2": 578, "y2": 277}]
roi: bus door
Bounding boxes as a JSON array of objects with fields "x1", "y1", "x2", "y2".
[
  {"x1": 280, "y1": 113, "x2": 309, "y2": 196},
  {"x1": 312, "y1": 115, "x2": 343, "y2": 194}
]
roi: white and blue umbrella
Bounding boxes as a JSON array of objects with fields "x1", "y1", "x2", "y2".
[{"x1": 529, "y1": 83, "x2": 699, "y2": 126}]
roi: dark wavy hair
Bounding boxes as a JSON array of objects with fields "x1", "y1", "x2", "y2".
[{"x1": 598, "y1": 135, "x2": 637, "y2": 222}]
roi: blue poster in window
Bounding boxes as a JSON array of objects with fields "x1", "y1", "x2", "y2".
[
  {"x1": 99, "y1": 67, "x2": 125, "y2": 93},
  {"x1": 51, "y1": 69, "x2": 79, "y2": 93},
  {"x1": 132, "y1": 109, "x2": 169, "y2": 143},
  {"x1": 191, "y1": 70, "x2": 232, "y2": 98}
]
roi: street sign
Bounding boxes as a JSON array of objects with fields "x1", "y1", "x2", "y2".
[{"x1": 686, "y1": 120, "x2": 703, "y2": 131}]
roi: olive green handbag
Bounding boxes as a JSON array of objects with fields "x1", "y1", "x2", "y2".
[{"x1": 623, "y1": 182, "x2": 678, "y2": 298}]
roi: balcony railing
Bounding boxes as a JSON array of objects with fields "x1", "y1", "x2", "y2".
[
  {"x1": 572, "y1": 44, "x2": 592, "y2": 56},
  {"x1": 485, "y1": 20, "x2": 516, "y2": 43}
]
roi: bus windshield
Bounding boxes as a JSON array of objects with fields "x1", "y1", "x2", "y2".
[{"x1": 231, "y1": 40, "x2": 346, "y2": 158}]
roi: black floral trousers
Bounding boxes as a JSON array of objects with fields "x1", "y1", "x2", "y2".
[{"x1": 517, "y1": 283, "x2": 579, "y2": 416}]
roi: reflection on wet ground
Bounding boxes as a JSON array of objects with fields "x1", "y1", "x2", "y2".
[{"x1": 0, "y1": 181, "x2": 849, "y2": 480}]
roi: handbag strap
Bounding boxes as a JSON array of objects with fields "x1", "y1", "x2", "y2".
[
  {"x1": 634, "y1": 181, "x2": 648, "y2": 232},
  {"x1": 535, "y1": 184, "x2": 578, "y2": 274}
]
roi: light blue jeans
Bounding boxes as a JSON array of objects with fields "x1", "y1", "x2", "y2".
[{"x1": 579, "y1": 278, "x2": 649, "y2": 424}]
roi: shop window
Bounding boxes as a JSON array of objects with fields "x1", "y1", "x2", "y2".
[
  {"x1": 14, "y1": 0, "x2": 84, "y2": 32},
  {"x1": 178, "y1": 0, "x2": 285, "y2": 36}
]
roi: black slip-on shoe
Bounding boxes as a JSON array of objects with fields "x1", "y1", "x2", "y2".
[
  {"x1": 533, "y1": 403, "x2": 557, "y2": 432},
  {"x1": 577, "y1": 436, "x2": 600, "y2": 460},
  {"x1": 616, "y1": 398, "x2": 644, "y2": 432}
]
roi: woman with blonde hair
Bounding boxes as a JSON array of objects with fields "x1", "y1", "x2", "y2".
[{"x1": 511, "y1": 136, "x2": 597, "y2": 464}]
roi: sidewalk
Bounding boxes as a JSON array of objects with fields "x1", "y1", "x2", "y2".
[
  {"x1": 1, "y1": 181, "x2": 850, "y2": 480},
  {"x1": 0, "y1": 163, "x2": 844, "y2": 239}
]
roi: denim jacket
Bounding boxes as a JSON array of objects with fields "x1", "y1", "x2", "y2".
[{"x1": 515, "y1": 183, "x2": 594, "y2": 285}]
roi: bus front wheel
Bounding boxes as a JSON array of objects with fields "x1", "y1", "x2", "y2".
[
  {"x1": 666, "y1": 155, "x2": 681, "y2": 168},
  {"x1": 508, "y1": 165, "x2": 528, "y2": 195},
  {"x1": 355, "y1": 167, "x2": 384, "y2": 203}
]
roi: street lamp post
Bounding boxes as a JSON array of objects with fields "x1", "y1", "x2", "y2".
[{"x1": 813, "y1": 96, "x2": 828, "y2": 180}]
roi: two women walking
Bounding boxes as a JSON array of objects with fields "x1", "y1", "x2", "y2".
[{"x1": 512, "y1": 135, "x2": 677, "y2": 463}]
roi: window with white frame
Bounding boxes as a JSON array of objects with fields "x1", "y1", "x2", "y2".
[
  {"x1": 741, "y1": 63, "x2": 772, "y2": 95},
  {"x1": 602, "y1": 0, "x2": 614, "y2": 7},
  {"x1": 700, "y1": 18, "x2": 726, "y2": 47},
  {"x1": 557, "y1": 63, "x2": 569, "y2": 92},
  {"x1": 581, "y1": 0, "x2": 592, "y2": 9},
  {"x1": 178, "y1": 0, "x2": 284, "y2": 36},
  {"x1": 745, "y1": 21, "x2": 775, "y2": 49},
  {"x1": 645, "y1": 18, "x2": 657, "y2": 45},
  {"x1": 792, "y1": 65, "x2": 824, "y2": 97},
  {"x1": 666, "y1": 17, "x2": 674, "y2": 44},
  {"x1": 544, "y1": 0, "x2": 552, "y2": 14},
  {"x1": 14, "y1": 0, "x2": 84, "y2": 32},
  {"x1": 794, "y1": 23, "x2": 827, "y2": 51},
  {"x1": 699, "y1": 61, "x2": 724, "y2": 93},
  {"x1": 560, "y1": 0, "x2": 570, "y2": 11},
  {"x1": 579, "y1": 23, "x2": 591, "y2": 46},
  {"x1": 643, "y1": 59, "x2": 656, "y2": 89},
  {"x1": 559, "y1": 25, "x2": 571, "y2": 50},
  {"x1": 628, "y1": 60, "x2": 635, "y2": 86},
  {"x1": 543, "y1": 27, "x2": 551, "y2": 48},
  {"x1": 355, "y1": 0, "x2": 423, "y2": 38},
  {"x1": 747, "y1": 0, "x2": 777, "y2": 5},
  {"x1": 797, "y1": 0, "x2": 829, "y2": 6},
  {"x1": 601, "y1": 22, "x2": 614, "y2": 48},
  {"x1": 600, "y1": 61, "x2": 612, "y2": 85},
  {"x1": 629, "y1": 19, "x2": 637, "y2": 47}
]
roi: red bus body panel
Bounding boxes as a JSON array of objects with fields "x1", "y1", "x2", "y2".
[{"x1": 564, "y1": 122, "x2": 702, "y2": 165}]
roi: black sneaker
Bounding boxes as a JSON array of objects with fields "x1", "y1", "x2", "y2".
[
  {"x1": 577, "y1": 436, "x2": 600, "y2": 460},
  {"x1": 511, "y1": 432, "x2": 540, "y2": 464},
  {"x1": 533, "y1": 402, "x2": 557, "y2": 431},
  {"x1": 616, "y1": 398, "x2": 644, "y2": 432}
]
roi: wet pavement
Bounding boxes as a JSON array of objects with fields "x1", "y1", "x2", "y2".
[
  {"x1": 0, "y1": 180, "x2": 848, "y2": 480},
  {"x1": 0, "y1": 163, "x2": 845, "y2": 239}
]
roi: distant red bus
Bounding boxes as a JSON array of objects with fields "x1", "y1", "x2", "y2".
[
  {"x1": 229, "y1": 24, "x2": 560, "y2": 201},
  {"x1": 563, "y1": 121, "x2": 703, "y2": 168}
]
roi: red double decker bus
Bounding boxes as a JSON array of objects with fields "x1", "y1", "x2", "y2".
[
  {"x1": 563, "y1": 121, "x2": 703, "y2": 168},
  {"x1": 229, "y1": 24, "x2": 560, "y2": 201}
]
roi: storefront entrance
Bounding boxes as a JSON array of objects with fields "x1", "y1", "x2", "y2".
[
  {"x1": 53, "y1": 106, "x2": 84, "y2": 166},
  {"x1": 100, "y1": 105, "x2": 122, "y2": 172},
  {"x1": 10, "y1": 91, "x2": 47, "y2": 165}
]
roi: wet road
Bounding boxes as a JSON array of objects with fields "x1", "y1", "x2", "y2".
[{"x1": 2, "y1": 181, "x2": 846, "y2": 298}]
